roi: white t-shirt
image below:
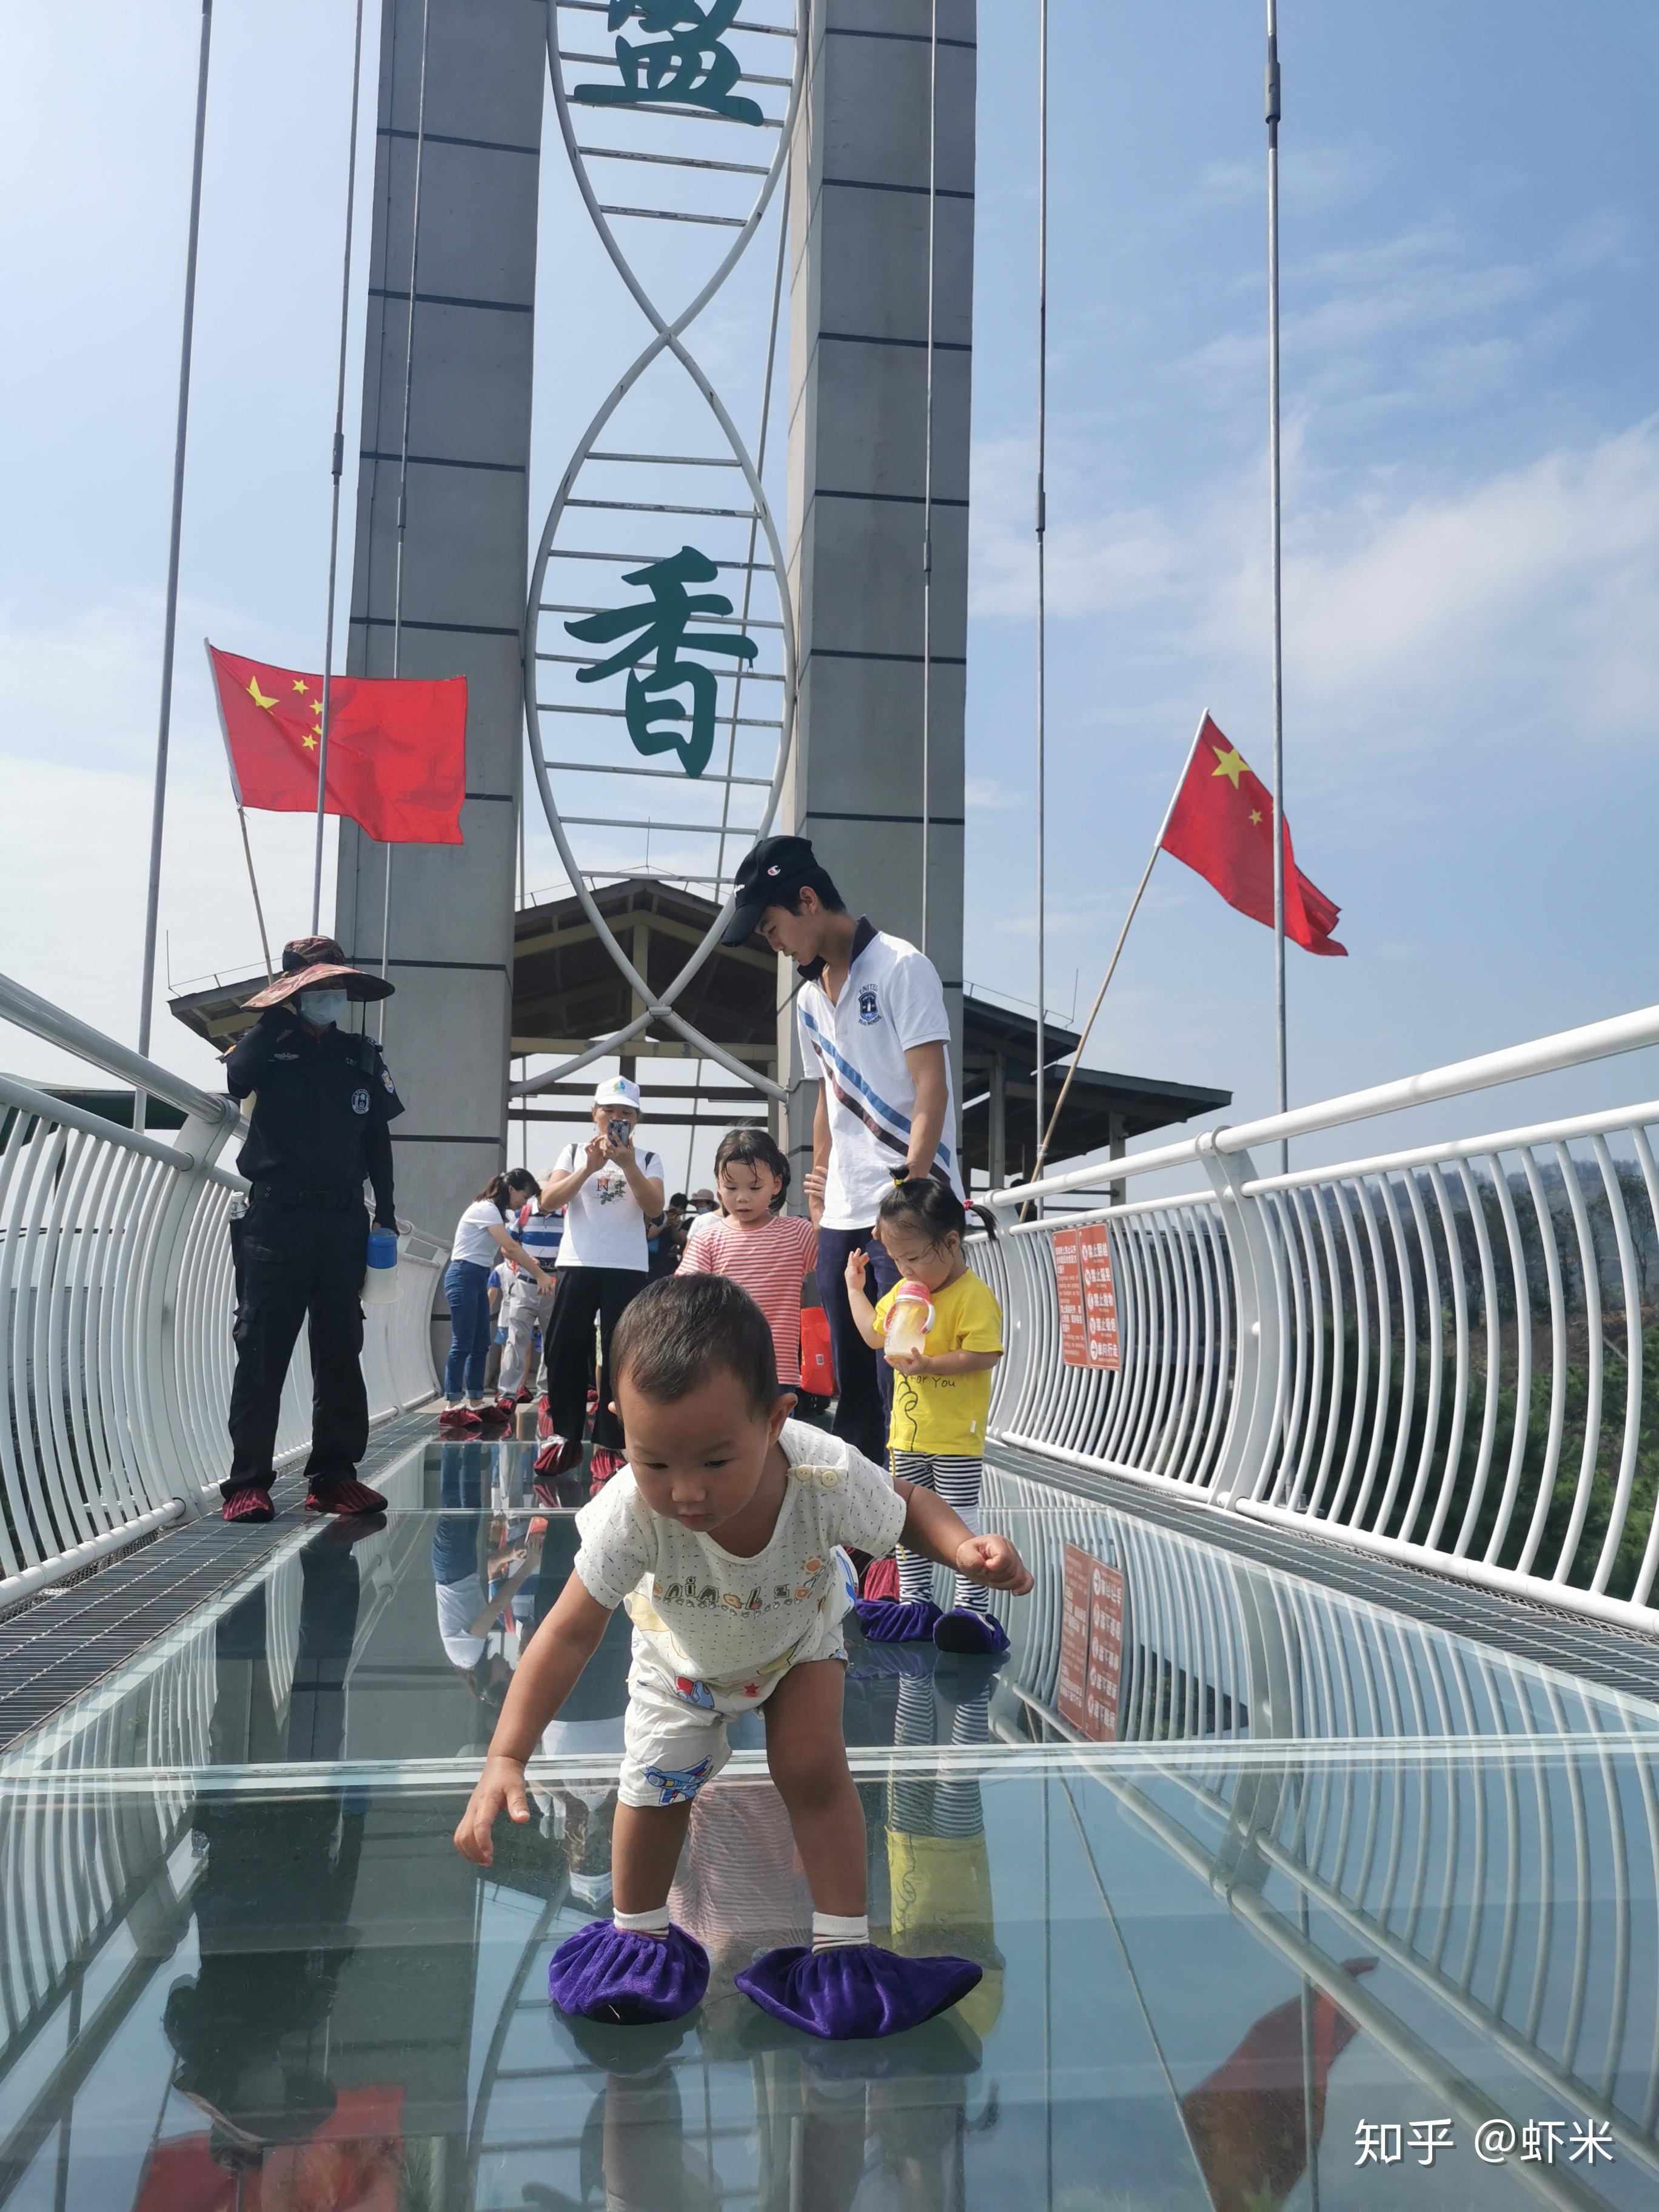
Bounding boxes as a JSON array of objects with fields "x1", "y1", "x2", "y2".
[
  {"x1": 553, "y1": 1140, "x2": 665, "y2": 1272},
  {"x1": 451, "y1": 1199, "x2": 504, "y2": 1267},
  {"x1": 796, "y1": 926, "x2": 964, "y2": 1230},
  {"x1": 572, "y1": 1421, "x2": 906, "y2": 1684}
]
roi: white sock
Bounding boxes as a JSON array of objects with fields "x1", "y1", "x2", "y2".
[
  {"x1": 613, "y1": 1904, "x2": 671, "y2": 1939},
  {"x1": 812, "y1": 1912, "x2": 870, "y2": 1952}
]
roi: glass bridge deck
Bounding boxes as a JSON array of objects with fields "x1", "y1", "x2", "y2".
[{"x1": 2, "y1": 1441, "x2": 1657, "y2": 2210}]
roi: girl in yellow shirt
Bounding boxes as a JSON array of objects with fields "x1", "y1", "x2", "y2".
[{"x1": 843, "y1": 1180, "x2": 1006, "y2": 1654}]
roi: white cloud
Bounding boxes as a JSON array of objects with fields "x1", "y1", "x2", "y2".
[{"x1": 971, "y1": 416, "x2": 1659, "y2": 774}]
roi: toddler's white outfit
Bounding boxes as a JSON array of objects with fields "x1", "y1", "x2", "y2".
[{"x1": 572, "y1": 1421, "x2": 905, "y2": 1808}]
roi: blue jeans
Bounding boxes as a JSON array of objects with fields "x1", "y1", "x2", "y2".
[
  {"x1": 443, "y1": 1260, "x2": 494, "y2": 1399},
  {"x1": 814, "y1": 1225, "x2": 900, "y2": 1466}
]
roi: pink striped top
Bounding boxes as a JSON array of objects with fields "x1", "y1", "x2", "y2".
[{"x1": 678, "y1": 1211, "x2": 819, "y2": 1388}]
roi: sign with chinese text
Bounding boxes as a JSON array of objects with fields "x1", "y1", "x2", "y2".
[
  {"x1": 1053, "y1": 1228, "x2": 1087, "y2": 1364},
  {"x1": 1056, "y1": 1543, "x2": 1126, "y2": 1741},
  {"x1": 1079, "y1": 1222, "x2": 1120, "y2": 1369}
]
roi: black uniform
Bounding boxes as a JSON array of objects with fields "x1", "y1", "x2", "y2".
[{"x1": 223, "y1": 1007, "x2": 404, "y2": 1498}]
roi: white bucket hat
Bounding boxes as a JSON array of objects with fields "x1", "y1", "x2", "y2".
[{"x1": 593, "y1": 1076, "x2": 642, "y2": 1111}]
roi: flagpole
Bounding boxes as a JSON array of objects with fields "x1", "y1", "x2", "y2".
[
  {"x1": 1266, "y1": 0, "x2": 1289, "y2": 1175},
  {"x1": 134, "y1": 0, "x2": 213, "y2": 1134},
  {"x1": 312, "y1": 0, "x2": 369, "y2": 933},
  {"x1": 1019, "y1": 714, "x2": 1208, "y2": 1213},
  {"x1": 1033, "y1": 0, "x2": 1050, "y2": 1205}
]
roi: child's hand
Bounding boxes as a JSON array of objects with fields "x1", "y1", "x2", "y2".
[
  {"x1": 454, "y1": 1754, "x2": 532, "y2": 1865},
  {"x1": 843, "y1": 1248, "x2": 868, "y2": 1295},
  {"x1": 889, "y1": 1349, "x2": 930, "y2": 1376},
  {"x1": 955, "y1": 1533, "x2": 1033, "y2": 1595}
]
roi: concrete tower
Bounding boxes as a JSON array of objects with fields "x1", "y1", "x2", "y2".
[{"x1": 781, "y1": 0, "x2": 975, "y2": 1181}]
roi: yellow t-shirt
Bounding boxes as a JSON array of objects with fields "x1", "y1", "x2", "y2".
[{"x1": 873, "y1": 1268, "x2": 1003, "y2": 1456}]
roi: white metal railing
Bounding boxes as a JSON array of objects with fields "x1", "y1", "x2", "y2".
[
  {"x1": 980, "y1": 1005, "x2": 1659, "y2": 1634},
  {"x1": 0, "y1": 970, "x2": 440, "y2": 1610}
]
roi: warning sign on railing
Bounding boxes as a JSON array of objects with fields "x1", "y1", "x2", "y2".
[
  {"x1": 1079, "y1": 1222, "x2": 1119, "y2": 1369},
  {"x1": 1054, "y1": 1228, "x2": 1088, "y2": 1363},
  {"x1": 1055, "y1": 1222, "x2": 1119, "y2": 1369},
  {"x1": 1056, "y1": 1542, "x2": 1125, "y2": 1740}
]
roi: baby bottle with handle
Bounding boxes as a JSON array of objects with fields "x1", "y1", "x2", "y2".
[
  {"x1": 883, "y1": 1279, "x2": 935, "y2": 1365},
  {"x1": 362, "y1": 1224, "x2": 401, "y2": 1306}
]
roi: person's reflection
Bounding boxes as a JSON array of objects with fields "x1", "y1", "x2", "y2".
[
  {"x1": 160, "y1": 1523, "x2": 380, "y2": 2187},
  {"x1": 432, "y1": 1439, "x2": 548, "y2": 1725}
]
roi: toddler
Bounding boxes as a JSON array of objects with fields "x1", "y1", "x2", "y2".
[
  {"x1": 454, "y1": 1272, "x2": 1032, "y2": 2039},
  {"x1": 677, "y1": 1128, "x2": 820, "y2": 1389},
  {"x1": 843, "y1": 1179, "x2": 1007, "y2": 1655}
]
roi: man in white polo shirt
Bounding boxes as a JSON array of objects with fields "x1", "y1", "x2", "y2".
[{"x1": 723, "y1": 835, "x2": 963, "y2": 1463}]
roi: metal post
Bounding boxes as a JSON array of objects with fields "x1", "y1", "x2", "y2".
[
  {"x1": 919, "y1": 0, "x2": 940, "y2": 957},
  {"x1": 1034, "y1": 0, "x2": 1050, "y2": 1207},
  {"x1": 135, "y1": 0, "x2": 213, "y2": 1133},
  {"x1": 312, "y1": 0, "x2": 369, "y2": 931},
  {"x1": 1265, "y1": 0, "x2": 1288, "y2": 1174}
]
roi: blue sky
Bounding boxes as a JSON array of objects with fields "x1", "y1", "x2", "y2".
[{"x1": 2, "y1": 2, "x2": 1655, "y2": 1184}]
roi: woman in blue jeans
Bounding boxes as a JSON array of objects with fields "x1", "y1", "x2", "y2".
[{"x1": 441, "y1": 1170, "x2": 553, "y2": 1433}]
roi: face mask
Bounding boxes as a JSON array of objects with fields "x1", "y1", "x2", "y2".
[{"x1": 298, "y1": 989, "x2": 348, "y2": 1028}]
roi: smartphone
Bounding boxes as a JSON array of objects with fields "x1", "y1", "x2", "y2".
[{"x1": 608, "y1": 1118, "x2": 629, "y2": 1147}]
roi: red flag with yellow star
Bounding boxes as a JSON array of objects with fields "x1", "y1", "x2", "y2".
[
  {"x1": 207, "y1": 643, "x2": 466, "y2": 845},
  {"x1": 1160, "y1": 713, "x2": 1346, "y2": 956}
]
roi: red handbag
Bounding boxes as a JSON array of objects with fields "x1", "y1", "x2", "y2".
[{"x1": 800, "y1": 1305, "x2": 835, "y2": 1395}]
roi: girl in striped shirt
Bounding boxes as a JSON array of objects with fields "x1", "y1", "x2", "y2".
[{"x1": 678, "y1": 1130, "x2": 820, "y2": 1390}]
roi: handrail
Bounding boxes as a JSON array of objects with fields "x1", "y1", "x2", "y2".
[
  {"x1": 976, "y1": 1006, "x2": 1659, "y2": 1632},
  {"x1": 992, "y1": 1000, "x2": 1659, "y2": 1208},
  {"x1": 0, "y1": 1071, "x2": 198, "y2": 1170},
  {"x1": 0, "y1": 968, "x2": 230, "y2": 1127}
]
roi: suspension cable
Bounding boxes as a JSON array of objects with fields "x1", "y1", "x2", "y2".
[
  {"x1": 690, "y1": 166, "x2": 793, "y2": 1182},
  {"x1": 919, "y1": 0, "x2": 940, "y2": 957},
  {"x1": 1034, "y1": 0, "x2": 1049, "y2": 1195},
  {"x1": 380, "y1": 0, "x2": 434, "y2": 1035},
  {"x1": 135, "y1": 0, "x2": 214, "y2": 1134},
  {"x1": 311, "y1": 0, "x2": 369, "y2": 933}
]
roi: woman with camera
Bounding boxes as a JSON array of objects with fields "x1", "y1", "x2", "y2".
[{"x1": 532, "y1": 1076, "x2": 665, "y2": 1490}]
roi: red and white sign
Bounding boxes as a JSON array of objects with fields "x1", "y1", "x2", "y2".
[
  {"x1": 1053, "y1": 1228, "x2": 1088, "y2": 1364},
  {"x1": 1079, "y1": 1222, "x2": 1120, "y2": 1370},
  {"x1": 1056, "y1": 1543, "x2": 1126, "y2": 1741}
]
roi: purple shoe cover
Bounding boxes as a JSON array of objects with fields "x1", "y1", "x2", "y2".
[
  {"x1": 735, "y1": 1944, "x2": 981, "y2": 2040},
  {"x1": 932, "y1": 1608, "x2": 1010, "y2": 1657},
  {"x1": 548, "y1": 1919, "x2": 709, "y2": 2024},
  {"x1": 853, "y1": 1597, "x2": 942, "y2": 1644}
]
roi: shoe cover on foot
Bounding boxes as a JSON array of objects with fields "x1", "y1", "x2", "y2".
[
  {"x1": 931, "y1": 1608, "x2": 1009, "y2": 1657},
  {"x1": 548, "y1": 1920, "x2": 709, "y2": 2025},
  {"x1": 852, "y1": 1597, "x2": 941, "y2": 1644},
  {"x1": 736, "y1": 1943, "x2": 980, "y2": 2040}
]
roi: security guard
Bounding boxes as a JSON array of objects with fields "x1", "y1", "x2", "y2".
[{"x1": 221, "y1": 936, "x2": 403, "y2": 1523}]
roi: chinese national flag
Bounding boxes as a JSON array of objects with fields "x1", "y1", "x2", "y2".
[
  {"x1": 208, "y1": 643, "x2": 466, "y2": 845},
  {"x1": 1160, "y1": 714, "x2": 1346, "y2": 956}
]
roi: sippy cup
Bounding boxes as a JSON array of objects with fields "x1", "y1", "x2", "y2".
[{"x1": 883, "y1": 1279, "x2": 935, "y2": 1365}]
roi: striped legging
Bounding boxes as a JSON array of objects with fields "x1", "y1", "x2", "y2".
[{"x1": 891, "y1": 1450, "x2": 987, "y2": 1614}]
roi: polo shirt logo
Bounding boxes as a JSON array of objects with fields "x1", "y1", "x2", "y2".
[{"x1": 857, "y1": 985, "x2": 880, "y2": 1025}]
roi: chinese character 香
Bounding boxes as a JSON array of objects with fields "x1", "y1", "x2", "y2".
[{"x1": 565, "y1": 545, "x2": 759, "y2": 780}]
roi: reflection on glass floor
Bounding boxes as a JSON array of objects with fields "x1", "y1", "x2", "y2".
[{"x1": 2, "y1": 1445, "x2": 1658, "y2": 2208}]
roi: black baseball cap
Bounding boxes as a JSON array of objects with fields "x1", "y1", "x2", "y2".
[{"x1": 723, "y1": 834, "x2": 820, "y2": 946}]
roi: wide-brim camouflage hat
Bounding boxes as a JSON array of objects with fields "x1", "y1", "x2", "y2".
[{"x1": 244, "y1": 934, "x2": 395, "y2": 1009}]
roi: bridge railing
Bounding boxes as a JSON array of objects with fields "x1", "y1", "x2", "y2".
[
  {"x1": 0, "y1": 971, "x2": 440, "y2": 1611},
  {"x1": 982, "y1": 1005, "x2": 1659, "y2": 1634}
]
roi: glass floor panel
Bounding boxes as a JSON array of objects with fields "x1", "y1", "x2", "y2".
[
  {"x1": 4, "y1": 1445, "x2": 1654, "y2": 1780},
  {"x1": 4, "y1": 1443, "x2": 1659, "y2": 2208},
  {"x1": 2, "y1": 1749, "x2": 1657, "y2": 2210}
]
